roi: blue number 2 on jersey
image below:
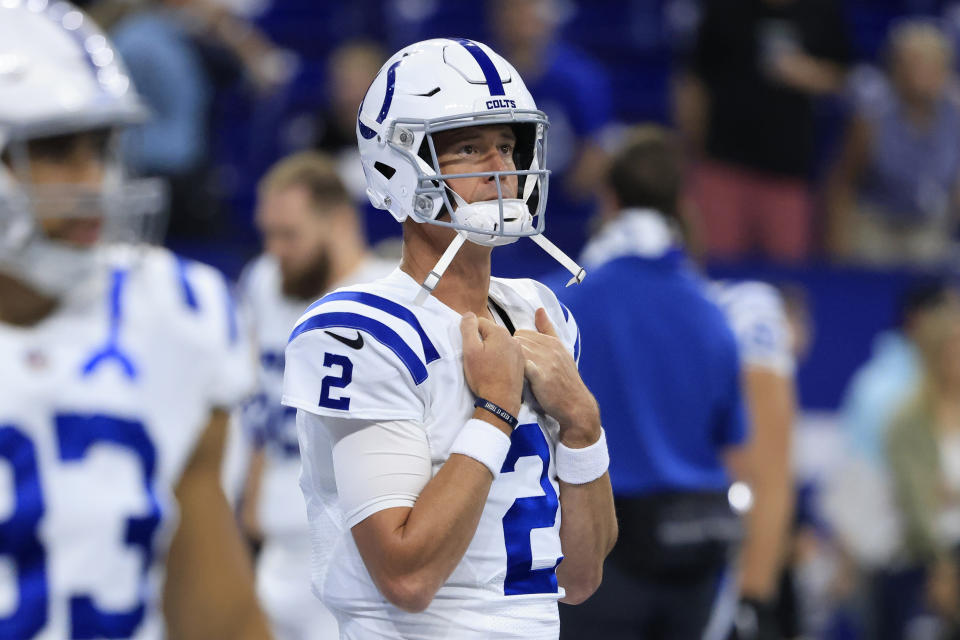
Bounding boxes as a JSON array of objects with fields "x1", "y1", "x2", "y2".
[
  {"x1": 500, "y1": 423, "x2": 562, "y2": 596},
  {"x1": 0, "y1": 414, "x2": 160, "y2": 639},
  {"x1": 318, "y1": 352, "x2": 353, "y2": 410}
]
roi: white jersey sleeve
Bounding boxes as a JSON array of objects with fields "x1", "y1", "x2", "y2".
[
  {"x1": 712, "y1": 280, "x2": 794, "y2": 377},
  {"x1": 282, "y1": 293, "x2": 429, "y2": 422},
  {"x1": 299, "y1": 412, "x2": 432, "y2": 528}
]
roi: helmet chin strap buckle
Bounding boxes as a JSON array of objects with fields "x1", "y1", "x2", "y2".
[
  {"x1": 413, "y1": 228, "x2": 586, "y2": 306},
  {"x1": 529, "y1": 233, "x2": 586, "y2": 286},
  {"x1": 414, "y1": 232, "x2": 467, "y2": 305}
]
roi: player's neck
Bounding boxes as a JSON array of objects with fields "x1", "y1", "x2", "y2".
[
  {"x1": 432, "y1": 249, "x2": 492, "y2": 316},
  {"x1": 401, "y1": 235, "x2": 492, "y2": 318},
  {"x1": 0, "y1": 273, "x2": 58, "y2": 327}
]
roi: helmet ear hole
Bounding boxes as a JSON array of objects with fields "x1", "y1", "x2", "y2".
[{"x1": 374, "y1": 162, "x2": 396, "y2": 179}]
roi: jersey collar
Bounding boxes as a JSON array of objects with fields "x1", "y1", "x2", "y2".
[{"x1": 579, "y1": 208, "x2": 683, "y2": 268}]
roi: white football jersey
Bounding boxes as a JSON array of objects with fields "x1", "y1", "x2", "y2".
[
  {"x1": 0, "y1": 246, "x2": 254, "y2": 640},
  {"x1": 282, "y1": 268, "x2": 580, "y2": 640},
  {"x1": 239, "y1": 254, "x2": 396, "y2": 541},
  {"x1": 711, "y1": 280, "x2": 795, "y2": 377},
  {"x1": 237, "y1": 253, "x2": 394, "y2": 640}
]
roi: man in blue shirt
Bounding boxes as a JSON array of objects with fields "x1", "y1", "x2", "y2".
[{"x1": 556, "y1": 126, "x2": 748, "y2": 639}]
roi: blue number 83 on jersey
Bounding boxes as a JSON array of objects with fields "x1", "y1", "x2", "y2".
[{"x1": 0, "y1": 414, "x2": 161, "y2": 639}]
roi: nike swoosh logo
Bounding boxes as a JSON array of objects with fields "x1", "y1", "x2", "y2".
[{"x1": 324, "y1": 330, "x2": 364, "y2": 350}]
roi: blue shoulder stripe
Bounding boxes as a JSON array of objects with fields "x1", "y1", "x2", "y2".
[
  {"x1": 306, "y1": 291, "x2": 440, "y2": 363},
  {"x1": 289, "y1": 312, "x2": 428, "y2": 385},
  {"x1": 175, "y1": 257, "x2": 199, "y2": 312}
]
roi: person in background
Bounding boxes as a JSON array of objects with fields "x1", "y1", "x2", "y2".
[
  {"x1": 826, "y1": 20, "x2": 960, "y2": 267},
  {"x1": 710, "y1": 280, "x2": 798, "y2": 640},
  {"x1": 312, "y1": 40, "x2": 386, "y2": 206},
  {"x1": 488, "y1": 0, "x2": 612, "y2": 261},
  {"x1": 237, "y1": 151, "x2": 394, "y2": 640},
  {"x1": 842, "y1": 281, "x2": 954, "y2": 468},
  {"x1": 87, "y1": 0, "x2": 293, "y2": 240},
  {"x1": 557, "y1": 125, "x2": 748, "y2": 640},
  {"x1": 676, "y1": 0, "x2": 850, "y2": 263},
  {"x1": 886, "y1": 286, "x2": 960, "y2": 640},
  {"x1": 821, "y1": 279, "x2": 957, "y2": 640}
]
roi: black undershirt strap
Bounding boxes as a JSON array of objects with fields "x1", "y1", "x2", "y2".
[{"x1": 487, "y1": 297, "x2": 516, "y2": 335}]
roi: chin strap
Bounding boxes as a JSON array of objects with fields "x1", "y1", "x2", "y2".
[
  {"x1": 414, "y1": 230, "x2": 587, "y2": 305},
  {"x1": 414, "y1": 232, "x2": 467, "y2": 305},
  {"x1": 530, "y1": 233, "x2": 586, "y2": 286}
]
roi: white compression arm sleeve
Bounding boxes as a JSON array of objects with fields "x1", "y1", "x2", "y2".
[{"x1": 302, "y1": 412, "x2": 433, "y2": 528}]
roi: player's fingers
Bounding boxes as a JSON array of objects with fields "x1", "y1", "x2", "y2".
[
  {"x1": 535, "y1": 308, "x2": 559, "y2": 337},
  {"x1": 460, "y1": 312, "x2": 481, "y2": 352},
  {"x1": 516, "y1": 330, "x2": 564, "y2": 359},
  {"x1": 519, "y1": 343, "x2": 542, "y2": 380},
  {"x1": 514, "y1": 329, "x2": 550, "y2": 345},
  {"x1": 518, "y1": 339, "x2": 547, "y2": 368},
  {"x1": 514, "y1": 333, "x2": 539, "y2": 353},
  {"x1": 476, "y1": 317, "x2": 501, "y2": 341}
]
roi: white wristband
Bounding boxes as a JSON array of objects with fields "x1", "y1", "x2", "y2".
[
  {"x1": 556, "y1": 429, "x2": 609, "y2": 485},
  {"x1": 449, "y1": 418, "x2": 513, "y2": 479}
]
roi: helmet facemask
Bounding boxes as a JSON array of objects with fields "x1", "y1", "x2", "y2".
[
  {"x1": 0, "y1": 128, "x2": 168, "y2": 298},
  {"x1": 401, "y1": 110, "x2": 549, "y2": 247}
]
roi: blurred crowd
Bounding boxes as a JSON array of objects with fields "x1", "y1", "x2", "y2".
[
  {"x1": 68, "y1": 0, "x2": 960, "y2": 638},
  {"x1": 70, "y1": 0, "x2": 960, "y2": 272}
]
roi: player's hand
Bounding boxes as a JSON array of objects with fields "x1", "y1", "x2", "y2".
[
  {"x1": 515, "y1": 308, "x2": 601, "y2": 447},
  {"x1": 460, "y1": 312, "x2": 524, "y2": 418},
  {"x1": 729, "y1": 597, "x2": 780, "y2": 640}
]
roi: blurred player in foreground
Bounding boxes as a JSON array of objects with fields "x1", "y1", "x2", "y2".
[
  {"x1": 0, "y1": 3, "x2": 271, "y2": 638},
  {"x1": 237, "y1": 151, "x2": 394, "y2": 639},
  {"x1": 282, "y1": 38, "x2": 617, "y2": 638}
]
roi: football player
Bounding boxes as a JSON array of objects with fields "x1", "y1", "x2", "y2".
[
  {"x1": 710, "y1": 281, "x2": 797, "y2": 640},
  {"x1": 282, "y1": 39, "x2": 617, "y2": 638},
  {"x1": 0, "y1": 3, "x2": 271, "y2": 639},
  {"x1": 237, "y1": 151, "x2": 394, "y2": 639}
]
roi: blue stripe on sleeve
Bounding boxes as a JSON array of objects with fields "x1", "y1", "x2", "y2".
[
  {"x1": 306, "y1": 291, "x2": 439, "y2": 363},
  {"x1": 289, "y1": 312, "x2": 429, "y2": 385},
  {"x1": 175, "y1": 257, "x2": 199, "y2": 312},
  {"x1": 451, "y1": 38, "x2": 505, "y2": 96}
]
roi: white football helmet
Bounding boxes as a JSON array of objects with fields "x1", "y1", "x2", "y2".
[
  {"x1": 0, "y1": 0, "x2": 166, "y2": 297},
  {"x1": 356, "y1": 38, "x2": 585, "y2": 299}
]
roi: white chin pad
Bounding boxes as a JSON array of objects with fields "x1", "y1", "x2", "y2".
[{"x1": 451, "y1": 197, "x2": 532, "y2": 247}]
